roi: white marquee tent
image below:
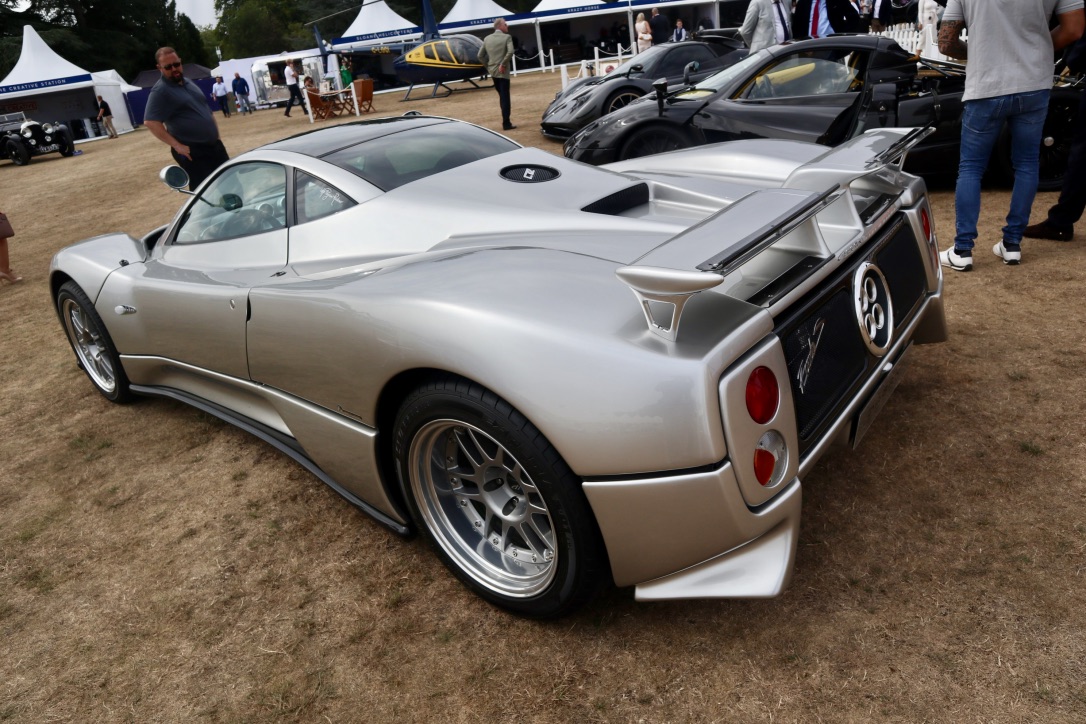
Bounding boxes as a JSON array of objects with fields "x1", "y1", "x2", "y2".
[
  {"x1": 0, "y1": 25, "x2": 136, "y2": 139},
  {"x1": 335, "y1": 0, "x2": 422, "y2": 48},
  {"x1": 441, "y1": 0, "x2": 514, "y2": 29}
]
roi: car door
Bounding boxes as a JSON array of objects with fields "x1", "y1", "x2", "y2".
[
  {"x1": 97, "y1": 161, "x2": 290, "y2": 380},
  {"x1": 698, "y1": 47, "x2": 872, "y2": 147}
]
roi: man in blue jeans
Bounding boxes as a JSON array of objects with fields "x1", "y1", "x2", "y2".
[{"x1": 938, "y1": 0, "x2": 1084, "y2": 272}]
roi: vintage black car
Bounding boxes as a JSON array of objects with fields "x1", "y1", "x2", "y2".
[
  {"x1": 0, "y1": 112, "x2": 75, "y2": 166},
  {"x1": 540, "y1": 35, "x2": 747, "y2": 139},
  {"x1": 563, "y1": 35, "x2": 1080, "y2": 191}
]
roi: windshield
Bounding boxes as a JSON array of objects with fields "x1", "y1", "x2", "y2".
[{"x1": 692, "y1": 49, "x2": 771, "y2": 93}]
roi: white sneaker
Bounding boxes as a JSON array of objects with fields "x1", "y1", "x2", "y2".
[
  {"x1": 993, "y1": 241, "x2": 1021, "y2": 265},
  {"x1": 939, "y1": 247, "x2": 973, "y2": 272}
]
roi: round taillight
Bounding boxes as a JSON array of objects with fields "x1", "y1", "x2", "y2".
[
  {"x1": 920, "y1": 207, "x2": 932, "y2": 242},
  {"x1": 745, "y1": 366, "x2": 779, "y2": 424},
  {"x1": 753, "y1": 430, "x2": 787, "y2": 487}
]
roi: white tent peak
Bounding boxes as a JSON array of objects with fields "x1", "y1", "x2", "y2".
[
  {"x1": 340, "y1": 0, "x2": 418, "y2": 39},
  {"x1": 0, "y1": 25, "x2": 93, "y2": 89},
  {"x1": 442, "y1": 0, "x2": 514, "y2": 25}
]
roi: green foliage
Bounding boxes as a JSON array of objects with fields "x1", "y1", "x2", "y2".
[{"x1": 1, "y1": 0, "x2": 210, "y2": 80}]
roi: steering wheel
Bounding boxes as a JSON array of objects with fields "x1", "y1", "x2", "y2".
[{"x1": 198, "y1": 208, "x2": 275, "y2": 240}]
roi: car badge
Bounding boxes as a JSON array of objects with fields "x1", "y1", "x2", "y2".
[
  {"x1": 500, "y1": 165, "x2": 560, "y2": 183},
  {"x1": 853, "y1": 262, "x2": 894, "y2": 356},
  {"x1": 797, "y1": 318, "x2": 825, "y2": 395}
]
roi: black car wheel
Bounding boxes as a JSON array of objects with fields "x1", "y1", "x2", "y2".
[
  {"x1": 619, "y1": 125, "x2": 691, "y2": 161},
  {"x1": 5, "y1": 139, "x2": 29, "y2": 166},
  {"x1": 993, "y1": 91, "x2": 1079, "y2": 192},
  {"x1": 604, "y1": 89, "x2": 644, "y2": 115},
  {"x1": 56, "y1": 281, "x2": 132, "y2": 403},
  {"x1": 393, "y1": 375, "x2": 606, "y2": 618},
  {"x1": 58, "y1": 128, "x2": 75, "y2": 157}
]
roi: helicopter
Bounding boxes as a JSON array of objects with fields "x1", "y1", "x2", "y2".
[{"x1": 326, "y1": 0, "x2": 490, "y2": 101}]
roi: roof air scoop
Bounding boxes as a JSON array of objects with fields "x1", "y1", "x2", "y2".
[{"x1": 615, "y1": 266, "x2": 724, "y2": 342}]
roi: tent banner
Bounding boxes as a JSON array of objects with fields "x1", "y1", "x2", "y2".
[
  {"x1": 333, "y1": 29, "x2": 423, "y2": 46},
  {"x1": 0, "y1": 73, "x2": 93, "y2": 95}
]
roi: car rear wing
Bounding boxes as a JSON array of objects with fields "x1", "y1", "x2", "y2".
[{"x1": 615, "y1": 127, "x2": 932, "y2": 342}]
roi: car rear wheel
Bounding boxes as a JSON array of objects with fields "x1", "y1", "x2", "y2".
[
  {"x1": 393, "y1": 376, "x2": 605, "y2": 618},
  {"x1": 5, "y1": 139, "x2": 29, "y2": 166},
  {"x1": 57, "y1": 281, "x2": 131, "y2": 403},
  {"x1": 604, "y1": 89, "x2": 644, "y2": 115},
  {"x1": 619, "y1": 125, "x2": 691, "y2": 161},
  {"x1": 994, "y1": 91, "x2": 1078, "y2": 192},
  {"x1": 58, "y1": 128, "x2": 75, "y2": 157}
]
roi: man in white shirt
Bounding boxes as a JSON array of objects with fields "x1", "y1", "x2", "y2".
[
  {"x1": 210, "y1": 76, "x2": 230, "y2": 118},
  {"x1": 283, "y1": 61, "x2": 304, "y2": 118}
]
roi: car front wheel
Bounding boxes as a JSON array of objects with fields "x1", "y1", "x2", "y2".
[
  {"x1": 604, "y1": 89, "x2": 643, "y2": 115},
  {"x1": 57, "y1": 281, "x2": 131, "y2": 403},
  {"x1": 5, "y1": 139, "x2": 29, "y2": 166},
  {"x1": 393, "y1": 376, "x2": 606, "y2": 618},
  {"x1": 619, "y1": 125, "x2": 691, "y2": 161}
]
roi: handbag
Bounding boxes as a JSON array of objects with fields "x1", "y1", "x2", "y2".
[{"x1": 0, "y1": 212, "x2": 13, "y2": 239}]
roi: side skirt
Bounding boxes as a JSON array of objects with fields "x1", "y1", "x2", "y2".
[{"x1": 130, "y1": 384, "x2": 411, "y2": 536}]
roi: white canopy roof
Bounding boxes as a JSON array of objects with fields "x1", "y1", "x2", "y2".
[
  {"x1": 92, "y1": 69, "x2": 141, "y2": 94},
  {"x1": 441, "y1": 0, "x2": 514, "y2": 25},
  {"x1": 531, "y1": 0, "x2": 604, "y2": 12},
  {"x1": 336, "y1": 0, "x2": 421, "y2": 45},
  {"x1": 0, "y1": 25, "x2": 95, "y2": 100}
]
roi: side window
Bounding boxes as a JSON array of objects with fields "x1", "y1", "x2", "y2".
[
  {"x1": 295, "y1": 171, "x2": 356, "y2": 224},
  {"x1": 174, "y1": 162, "x2": 287, "y2": 243},
  {"x1": 743, "y1": 50, "x2": 868, "y2": 100},
  {"x1": 657, "y1": 46, "x2": 715, "y2": 77}
]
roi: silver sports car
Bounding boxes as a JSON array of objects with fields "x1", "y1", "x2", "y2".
[{"x1": 51, "y1": 116, "x2": 947, "y2": 617}]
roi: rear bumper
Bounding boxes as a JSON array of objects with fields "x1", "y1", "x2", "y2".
[{"x1": 582, "y1": 463, "x2": 802, "y2": 593}]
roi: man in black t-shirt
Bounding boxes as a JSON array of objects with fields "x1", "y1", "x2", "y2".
[
  {"x1": 96, "y1": 95, "x2": 118, "y2": 138},
  {"x1": 144, "y1": 47, "x2": 228, "y2": 190}
]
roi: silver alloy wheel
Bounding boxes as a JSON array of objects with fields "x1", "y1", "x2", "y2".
[
  {"x1": 408, "y1": 419, "x2": 557, "y2": 597},
  {"x1": 61, "y1": 298, "x2": 117, "y2": 394},
  {"x1": 606, "y1": 90, "x2": 642, "y2": 114}
]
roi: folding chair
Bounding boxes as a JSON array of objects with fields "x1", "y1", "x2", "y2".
[
  {"x1": 306, "y1": 89, "x2": 335, "y2": 120},
  {"x1": 352, "y1": 78, "x2": 375, "y2": 113}
]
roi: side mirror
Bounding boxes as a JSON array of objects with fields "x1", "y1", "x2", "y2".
[
  {"x1": 653, "y1": 77, "x2": 668, "y2": 115},
  {"x1": 628, "y1": 63, "x2": 644, "y2": 77},
  {"x1": 159, "y1": 165, "x2": 190, "y2": 191},
  {"x1": 221, "y1": 193, "x2": 243, "y2": 211},
  {"x1": 683, "y1": 61, "x2": 700, "y2": 87}
]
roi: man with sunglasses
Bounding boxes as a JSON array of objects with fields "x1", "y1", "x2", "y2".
[{"x1": 144, "y1": 47, "x2": 228, "y2": 190}]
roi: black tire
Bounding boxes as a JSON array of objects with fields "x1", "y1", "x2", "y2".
[
  {"x1": 58, "y1": 128, "x2": 75, "y2": 157},
  {"x1": 618, "y1": 124, "x2": 691, "y2": 161},
  {"x1": 56, "y1": 281, "x2": 132, "y2": 403},
  {"x1": 993, "y1": 91, "x2": 1079, "y2": 192},
  {"x1": 5, "y1": 139, "x2": 29, "y2": 166},
  {"x1": 604, "y1": 88, "x2": 644, "y2": 115},
  {"x1": 393, "y1": 375, "x2": 606, "y2": 618}
]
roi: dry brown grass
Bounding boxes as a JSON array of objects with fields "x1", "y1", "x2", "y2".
[{"x1": 1, "y1": 71, "x2": 1085, "y2": 722}]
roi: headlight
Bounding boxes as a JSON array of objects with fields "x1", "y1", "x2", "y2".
[
  {"x1": 21, "y1": 128, "x2": 32, "y2": 138},
  {"x1": 42, "y1": 123, "x2": 54, "y2": 134},
  {"x1": 570, "y1": 92, "x2": 593, "y2": 110}
]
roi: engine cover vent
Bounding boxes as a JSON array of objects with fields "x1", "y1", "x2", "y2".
[{"x1": 500, "y1": 165, "x2": 560, "y2": 183}]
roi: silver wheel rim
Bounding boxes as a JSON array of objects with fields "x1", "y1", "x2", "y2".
[
  {"x1": 607, "y1": 91, "x2": 641, "y2": 113},
  {"x1": 61, "y1": 298, "x2": 117, "y2": 394},
  {"x1": 408, "y1": 419, "x2": 557, "y2": 597}
]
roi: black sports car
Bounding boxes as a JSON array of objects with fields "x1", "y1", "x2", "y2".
[
  {"x1": 540, "y1": 35, "x2": 747, "y2": 139},
  {"x1": 563, "y1": 35, "x2": 1080, "y2": 191}
]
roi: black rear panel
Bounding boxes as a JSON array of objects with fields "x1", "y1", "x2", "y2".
[{"x1": 776, "y1": 215, "x2": 926, "y2": 452}]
